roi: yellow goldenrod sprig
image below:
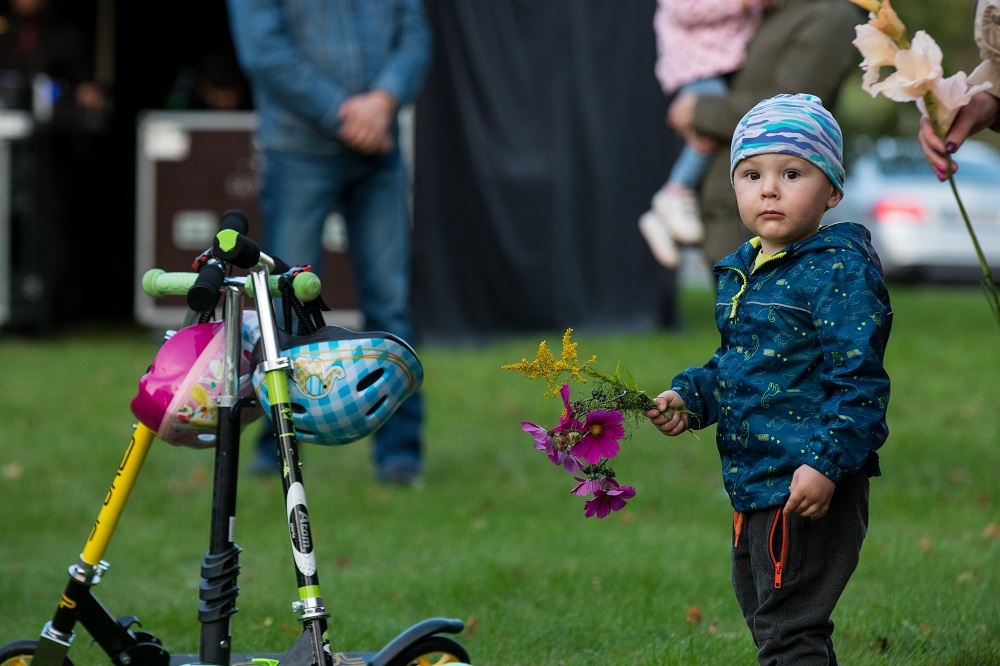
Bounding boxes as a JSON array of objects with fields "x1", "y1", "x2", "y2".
[{"x1": 501, "y1": 328, "x2": 597, "y2": 396}]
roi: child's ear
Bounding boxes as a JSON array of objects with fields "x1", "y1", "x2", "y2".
[{"x1": 826, "y1": 187, "x2": 843, "y2": 211}]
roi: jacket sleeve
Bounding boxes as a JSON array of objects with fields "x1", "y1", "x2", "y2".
[
  {"x1": 805, "y1": 254, "x2": 892, "y2": 482},
  {"x1": 226, "y1": 0, "x2": 347, "y2": 133},
  {"x1": 670, "y1": 351, "x2": 724, "y2": 430},
  {"x1": 225, "y1": 0, "x2": 431, "y2": 134},
  {"x1": 372, "y1": 0, "x2": 433, "y2": 107}
]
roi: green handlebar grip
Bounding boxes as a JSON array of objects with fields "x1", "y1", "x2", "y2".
[
  {"x1": 244, "y1": 271, "x2": 322, "y2": 301},
  {"x1": 293, "y1": 271, "x2": 322, "y2": 302},
  {"x1": 142, "y1": 269, "x2": 197, "y2": 297},
  {"x1": 142, "y1": 268, "x2": 321, "y2": 300}
]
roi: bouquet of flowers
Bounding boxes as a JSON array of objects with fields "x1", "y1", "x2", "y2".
[
  {"x1": 502, "y1": 329, "x2": 690, "y2": 518},
  {"x1": 849, "y1": 0, "x2": 1000, "y2": 330}
]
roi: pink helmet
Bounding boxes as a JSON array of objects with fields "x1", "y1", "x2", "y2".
[{"x1": 131, "y1": 313, "x2": 262, "y2": 448}]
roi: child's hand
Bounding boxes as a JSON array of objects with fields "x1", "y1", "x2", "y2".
[
  {"x1": 645, "y1": 390, "x2": 689, "y2": 437},
  {"x1": 784, "y1": 465, "x2": 836, "y2": 520}
]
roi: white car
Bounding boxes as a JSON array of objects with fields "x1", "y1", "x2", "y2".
[{"x1": 828, "y1": 137, "x2": 1000, "y2": 282}]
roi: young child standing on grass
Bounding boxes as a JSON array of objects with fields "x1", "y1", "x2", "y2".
[
  {"x1": 639, "y1": 0, "x2": 773, "y2": 268},
  {"x1": 646, "y1": 94, "x2": 893, "y2": 665}
]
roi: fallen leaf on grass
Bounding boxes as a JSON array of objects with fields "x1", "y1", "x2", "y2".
[
  {"x1": 956, "y1": 570, "x2": 977, "y2": 583},
  {"x1": 685, "y1": 605, "x2": 701, "y2": 626},
  {"x1": 1, "y1": 462, "x2": 23, "y2": 480}
]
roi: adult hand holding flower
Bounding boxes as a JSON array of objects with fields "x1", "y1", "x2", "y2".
[{"x1": 848, "y1": 0, "x2": 1000, "y2": 332}]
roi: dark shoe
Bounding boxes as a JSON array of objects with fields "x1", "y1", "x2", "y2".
[{"x1": 376, "y1": 458, "x2": 421, "y2": 486}]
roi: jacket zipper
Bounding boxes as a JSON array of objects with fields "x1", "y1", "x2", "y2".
[{"x1": 769, "y1": 507, "x2": 787, "y2": 588}]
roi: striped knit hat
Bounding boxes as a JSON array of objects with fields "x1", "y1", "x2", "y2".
[{"x1": 730, "y1": 94, "x2": 845, "y2": 193}]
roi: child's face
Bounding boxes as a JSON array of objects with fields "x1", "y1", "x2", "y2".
[{"x1": 733, "y1": 153, "x2": 843, "y2": 255}]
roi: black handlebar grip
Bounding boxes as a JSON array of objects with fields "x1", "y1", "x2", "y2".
[
  {"x1": 185, "y1": 258, "x2": 226, "y2": 312},
  {"x1": 272, "y1": 256, "x2": 291, "y2": 274},
  {"x1": 219, "y1": 208, "x2": 250, "y2": 235},
  {"x1": 214, "y1": 228, "x2": 261, "y2": 269},
  {"x1": 185, "y1": 210, "x2": 250, "y2": 312}
]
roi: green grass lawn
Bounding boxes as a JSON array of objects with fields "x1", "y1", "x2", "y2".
[{"x1": 1, "y1": 284, "x2": 998, "y2": 665}]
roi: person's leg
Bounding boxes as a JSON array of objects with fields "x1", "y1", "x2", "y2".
[
  {"x1": 250, "y1": 148, "x2": 341, "y2": 474},
  {"x1": 652, "y1": 76, "x2": 731, "y2": 245},
  {"x1": 731, "y1": 511, "x2": 761, "y2": 648},
  {"x1": 739, "y1": 474, "x2": 870, "y2": 665},
  {"x1": 342, "y1": 149, "x2": 423, "y2": 484},
  {"x1": 665, "y1": 76, "x2": 730, "y2": 190}
]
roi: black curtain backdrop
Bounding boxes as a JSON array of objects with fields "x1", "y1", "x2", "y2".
[{"x1": 413, "y1": 0, "x2": 682, "y2": 344}]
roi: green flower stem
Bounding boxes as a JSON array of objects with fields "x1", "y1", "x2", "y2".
[
  {"x1": 946, "y1": 174, "x2": 1000, "y2": 332},
  {"x1": 925, "y1": 92, "x2": 1000, "y2": 334}
]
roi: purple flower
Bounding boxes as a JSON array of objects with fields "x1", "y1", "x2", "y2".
[
  {"x1": 583, "y1": 482, "x2": 636, "y2": 519},
  {"x1": 522, "y1": 421, "x2": 583, "y2": 475},
  {"x1": 570, "y1": 410, "x2": 625, "y2": 465},
  {"x1": 521, "y1": 421, "x2": 551, "y2": 452},
  {"x1": 558, "y1": 384, "x2": 574, "y2": 426},
  {"x1": 570, "y1": 477, "x2": 603, "y2": 497}
]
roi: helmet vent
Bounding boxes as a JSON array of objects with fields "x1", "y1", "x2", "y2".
[
  {"x1": 366, "y1": 395, "x2": 387, "y2": 416},
  {"x1": 356, "y1": 367, "x2": 385, "y2": 391}
]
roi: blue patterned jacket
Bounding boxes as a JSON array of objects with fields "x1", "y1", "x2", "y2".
[{"x1": 672, "y1": 222, "x2": 892, "y2": 512}]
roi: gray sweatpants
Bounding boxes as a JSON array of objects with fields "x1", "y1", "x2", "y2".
[{"x1": 731, "y1": 472, "x2": 870, "y2": 665}]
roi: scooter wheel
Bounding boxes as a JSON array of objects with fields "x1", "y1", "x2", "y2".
[
  {"x1": 386, "y1": 635, "x2": 470, "y2": 666},
  {"x1": 0, "y1": 639, "x2": 74, "y2": 666}
]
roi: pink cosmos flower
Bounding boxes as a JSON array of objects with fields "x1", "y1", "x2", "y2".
[
  {"x1": 557, "y1": 384, "x2": 574, "y2": 425},
  {"x1": 521, "y1": 421, "x2": 583, "y2": 474},
  {"x1": 570, "y1": 477, "x2": 603, "y2": 497},
  {"x1": 575, "y1": 479, "x2": 636, "y2": 519},
  {"x1": 569, "y1": 410, "x2": 625, "y2": 465}
]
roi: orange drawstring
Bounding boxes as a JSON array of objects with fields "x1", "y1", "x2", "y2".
[
  {"x1": 769, "y1": 508, "x2": 787, "y2": 589},
  {"x1": 733, "y1": 510, "x2": 744, "y2": 548}
]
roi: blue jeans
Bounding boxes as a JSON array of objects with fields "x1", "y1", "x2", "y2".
[
  {"x1": 256, "y1": 146, "x2": 423, "y2": 471},
  {"x1": 668, "y1": 76, "x2": 729, "y2": 190}
]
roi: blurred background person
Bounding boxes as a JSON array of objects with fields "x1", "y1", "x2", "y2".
[
  {"x1": 163, "y1": 44, "x2": 251, "y2": 112},
  {"x1": 0, "y1": 0, "x2": 107, "y2": 332},
  {"x1": 665, "y1": 0, "x2": 864, "y2": 268},
  {"x1": 226, "y1": 0, "x2": 432, "y2": 485},
  {"x1": 639, "y1": 0, "x2": 770, "y2": 270}
]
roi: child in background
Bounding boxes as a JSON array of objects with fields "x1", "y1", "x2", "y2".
[
  {"x1": 646, "y1": 94, "x2": 893, "y2": 664},
  {"x1": 639, "y1": 0, "x2": 771, "y2": 268}
]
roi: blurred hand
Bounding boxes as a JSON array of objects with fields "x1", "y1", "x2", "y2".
[
  {"x1": 919, "y1": 91, "x2": 1000, "y2": 180},
  {"x1": 667, "y1": 92, "x2": 719, "y2": 155},
  {"x1": 337, "y1": 89, "x2": 397, "y2": 154},
  {"x1": 74, "y1": 81, "x2": 105, "y2": 113},
  {"x1": 784, "y1": 464, "x2": 835, "y2": 520},
  {"x1": 667, "y1": 92, "x2": 698, "y2": 136},
  {"x1": 645, "y1": 390, "x2": 690, "y2": 436}
]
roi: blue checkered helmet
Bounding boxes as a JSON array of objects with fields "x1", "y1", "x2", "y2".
[{"x1": 251, "y1": 326, "x2": 423, "y2": 446}]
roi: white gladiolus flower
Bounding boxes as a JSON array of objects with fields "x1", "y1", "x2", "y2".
[
  {"x1": 916, "y1": 72, "x2": 993, "y2": 130},
  {"x1": 854, "y1": 23, "x2": 900, "y2": 93},
  {"x1": 870, "y1": 30, "x2": 943, "y2": 102}
]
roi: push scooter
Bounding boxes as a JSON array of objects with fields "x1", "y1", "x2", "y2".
[{"x1": 0, "y1": 211, "x2": 470, "y2": 665}]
